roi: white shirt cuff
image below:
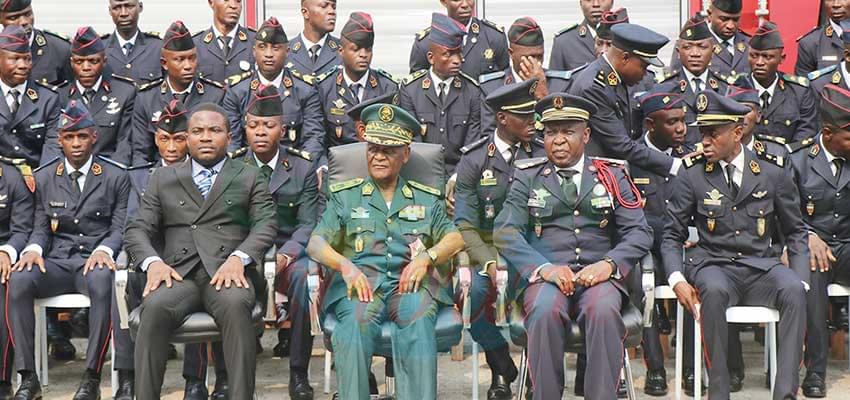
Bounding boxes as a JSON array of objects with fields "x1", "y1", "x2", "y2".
[
  {"x1": 670, "y1": 158, "x2": 683, "y2": 176},
  {"x1": 802, "y1": 281, "x2": 810, "y2": 292},
  {"x1": 22, "y1": 244, "x2": 43, "y2": 257},
  {"x1": 230, "y1": 250, "x2": 252, "y2": 266},
  {"x1": 668, "y1": 271, "x2": 687, "y2": 288},
  {"x1": 93, "y1": 245, "x2": 114, "y2": 259},
  {"x1": 529, "y1": 263, "x2": 552, "y2": 283},
  {"x1": 449, "y1": 173, "x2": 458, "y2": 184},
  {"x1": 140, "y1": 256, "x2": 163, "y2": 272},
  {"x1": 316, "y1": 165, "x2": 328, "y2": 174},
  {"x1": 0, "y1": 245, "x2": 18, "y2": 264}
]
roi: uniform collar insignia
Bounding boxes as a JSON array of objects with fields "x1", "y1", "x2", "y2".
[
  {"x1": 487, "y1": 143, "x2": 496, "y2": 157},
  {"x1": 26, "y1": 88, "x2": 37, "y2": 102},
  {"x1": 749, "y1": 160, "x2": 761, "y2": 174},
  {"x1": 362, "y1": 182, "x2": 374, "y2": 196},
  {"x1": 370, "y1": 75, "x2": 378, "y2": 88},
  {"x1": 402, "y1": 185, "x2": 413, "y2": 199},
  {"x1": 237, "y1": 30, "x2": 248, "y2": 41},
  {"x1": 203, "y1": 31, "x2": 214, "y2": 44},
  {"x1": 56, "y1": 163, "x2": 64, "y2": 176},
  {"x1": 705, "y1": 162, "x2": 715, "y2": 173},
  {"x1": 91, "y1": 163, "x2": 102, "y2": 176}
]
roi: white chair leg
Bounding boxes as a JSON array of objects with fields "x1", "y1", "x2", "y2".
[
  {"x1": 694, "y1": 317, "x2": 702, "y2": 400},
  {"x1": 623, "y1": 350, "x2": 636, "y2": 400},
  {"x1": 515, "y1": 350, "x2": 527, "y2": 400},
  {"x1": 769, "y1": 322, "x2": 777, "y2": 397},
  {"x1": 323, "y1": 350, "x2": 332, "y2": 394},
  {"x1": 675, "y1": 303, "x2": 684, "y2": 400},
  {"x1": 847, "y1": 297, "x2": 850, "y2": 371},
  {"x1": 111, "y1": 337, "x2": 117, "y2": 396},
  {"x1": 763, "y1": 324, "x2": 769, "y2": 378},
  {"x1": 471, "y1": 340, "x2": 479, "y2": 400},
  {"x1": 36, "y1": 305, "x2": 47, "y2": 386}
]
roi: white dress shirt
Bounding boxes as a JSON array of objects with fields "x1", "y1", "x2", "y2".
[
  {"x1": 429, "y1": 68, "x2": 455, "y2": 98},
  {"x1": 300, "y1": 32, "x2": 329, "y2": 59},
  {"x1": 492, "y1": 131, "x2": 519, "y2": 163},
  {"x1": 718, "y1": 146, "x2": 745, "y2": 188},
  {"x1": 752, "y1": 74, "x2": 779, "y2": 107},
  {"x1": 76, "y1": 76, "x2": 103, "y2": 97},
  {"x1": 708, "y1": 25, "x2": 734, "y2": 56},
  {"x1": 342, "y1": 69, "x2": 370, "y2": 102},
  {"x1": 258, "y1": 69, "x2": 284, "y2": 89},
  {"x1": 253, "y1": 149, "x2": 279, "y2": 171},
  {"x1": 213, "y1": 24, "x2": 239, "y2": 50},
  {"x1": 116, "y1": 30, "x2": 139, "y2": 55},
  {"x1": 0, "y1": 79, "x2": 25, "y2": 112},
  {"x1": 682, "y1": 68, "x2": 710, "y2": 92}
]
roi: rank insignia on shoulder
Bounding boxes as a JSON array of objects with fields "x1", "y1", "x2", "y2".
[
  {"x1": 515, "y1": 157, "x2": 547, "y2": 170},
  {"x1": 330, "y1": 178, "x2": 364, "y2": 193},
  {"x1": 408, "y1": 180, "x2": 441, "y2": 197},
  {"x1": 402, "y1": 185, "x2": 413, "y2": 199}
]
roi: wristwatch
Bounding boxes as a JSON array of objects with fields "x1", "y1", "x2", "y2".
[
  {"x1": 603, "y1": 256, "x2": 621, "y2": 279},
  {"x1": 426, "y1": 248, "x2": 439, "y2": 265}
]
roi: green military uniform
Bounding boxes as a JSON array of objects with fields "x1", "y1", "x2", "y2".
[{"x1": 313, "y1": 104, "x2": 457, "y2": 400}]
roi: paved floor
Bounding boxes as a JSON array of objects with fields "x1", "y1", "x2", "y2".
[{"x1": 30, "y1": 331, "x2": 850, "y2": 399}]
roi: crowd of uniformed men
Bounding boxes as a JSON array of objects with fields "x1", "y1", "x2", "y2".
[{"x1": 0, "y1": 0, "x2": 848, "y2": 399}]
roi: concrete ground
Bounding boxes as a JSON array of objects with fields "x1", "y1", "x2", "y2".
[{"x1": 30, "y1": 330, "x2": 850, "y2": 399}]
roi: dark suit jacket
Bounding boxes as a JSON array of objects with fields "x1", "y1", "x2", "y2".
[
  {"x1": 30, "y1": 156, "x2": 129, "y2": 266},
  {"x1": 193, "y1": 26, "x2": 256, "y2": 83},
  {"x1": 57, "y1": 75, "x2": 137, "y2": 165},
  {"x1": 569, "y1": 58, "x2": 675, "y2": 176},
  {"x1": 661, "y1": 149, "x2": 810, "y2": 284},
  {"x1": 125, "y1": 158, "x2": 277, "y2": 278},
  {"x1": 549, "y1": 20, "x2": 597, "y2": 71},
  {"x1": 0, "y1": 80, "x2": 62, "y2": 167},
  {"x1": 0, "y1": 162, "x2": 34, "y2": 255},
  {"x1": 285, "y1": 34, "x2": 342, "y2": 76},
  {"x1": 30, "y1": 29, "x2": 72, "y2": 86},
  {"x1": 104, "y1": 30, "x2": 164, "y2": 86}
]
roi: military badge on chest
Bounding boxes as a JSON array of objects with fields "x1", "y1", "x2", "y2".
[
  {"x1": 480, "y1": 169, "x2": 497, "y2": 186},
  {"x1": 704, "y1": 189, "x2": 724, "y2": 233},
  {"x1": 528, "y1": 188, "x2": 551, "y2": 237},
  {"x1": 399, "y1": 205, "x2": 425, "y2": 221}
]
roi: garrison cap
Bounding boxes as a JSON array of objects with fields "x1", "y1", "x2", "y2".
[
  {"x1": 611, "y1": 23, "x2": 669, "y2": 67},
  {"x1": 341, "y1": 12, "x2": 375, "y2": 48},
  {"x1": 430, "y1": 12, "x2": 465, "y2": 50},
  {"x1": 508, "y1": 17, "x2": 544, "y2": 47},
  {"x1": 246, "y1": 84, "x2": 283, "y2": 117},
  {"x1": 750, "y1": 21, "x2": 784, "y2": 50},
  {"x1": 535, "y1": 92, "x2": 598, "y2": 123},
  {"x1": 679, "y1": 14, "x2": 711, "y2": 41},
  {"x1": 71, "y1": 26, "x2": 106, "y2": 56},
  {"x1": 0, "y1": 24, "x2": 29, "y2": 53},
  {"x1": 596, "y1": 8, "x2": 629, "y2": 41},
  {"x1": 347, "y1": 93, "x2": 398, "y2": 121},
  {"x1": 256, "y1": 17, "x2": 288, "y2": 44},
  {"x1": 711, "y1": 0, "x2": 742, "y2": 13},
  {"x1": 0, "y1": 0, "x2": 29, "y2": 12},
  {"x1": 163, "y1": 21, "x2": 195, "y2": 52},
  {"x1": 58, "y1": 100, "x2": 96, "y2": 131},
  {"x1": 725, "y1": 78, "x2": 760, "y2": 107},
  {"x1": 691, "y1": 89, "x2": 751, "y2": 126},
  {"x1": 485, "y1": 78, "x2": 539, "y2": 114},
  {"x1": 639, "y1": 83, "x2": 686, "y2": 117},
  {"x1": 362, "y1": 104, "x2": 417, "y2": 147},
  {"x1": 156, "y1": 99, "x2": 189, "y2": 134},
  {"x1": 820, "y1": 84, "x2": 850, "y2": 129}
]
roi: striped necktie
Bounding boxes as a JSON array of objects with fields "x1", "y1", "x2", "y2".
[{"x1": 196, "y1": 168, "x2": 216, "y2": 199}]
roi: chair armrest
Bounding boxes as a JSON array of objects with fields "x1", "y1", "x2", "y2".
[
  {"x1": 263, "y1": 247, "x2": 277, "y2": 322},
  {"x1": 116, "y1": 250, "x2": 129, "y2": 271},
  {"x1": 114, "y1": 269, "x2": 130, "y2": 330},
  {"x1": 307, "y1": 259, "x2": 322, "y2": 335},
  {"x1": 640, "y1": 254, "x2": 655, "y2": 328},
  {"x1": 494, "y1": 254, "x2": 509, "y2": 327},
  {"x1": 456, "y1": 251, "x2": 472, "y2": 329}
]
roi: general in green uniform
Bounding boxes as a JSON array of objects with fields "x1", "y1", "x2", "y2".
[{"x1": 307, "y1": 104, "x2": 464, "y2": 400}]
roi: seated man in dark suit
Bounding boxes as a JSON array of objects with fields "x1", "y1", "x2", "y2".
[
  {"x1": 307, "y1": 103, "x2": 464, "y2": 400},
  {"x1": 125, "y1": 103, "x2": 277, "y2": 400},
  {"x1": 10, "y1": 101, "x2": 130, "y2": 400}
]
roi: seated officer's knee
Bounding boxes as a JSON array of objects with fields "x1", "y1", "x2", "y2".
[
  {"x1": 391, "y1": 291, "x2": 435, "y2": 329},
  {"x1": 776, "y1": 278, "x2": 806, "y2": 307},
  {"x1": 211, "y1": 287, "x2": 254, "y2": 315},
  {"x1": 525, "y1": 284, "x2": 567, "y2": 328},
  {"x1": 582, "y1": 284, "x2": 621, "y2": 325},
  {"x1": 84, "y1": 267, "x2": 113, "y2": 300},
  {"x1": 277, "y1": 258, "x2": 309, "y2": 295},
  {"x1": 8, "y1": 269, "x2": 39, "y2": 300},
  {"x1": 696, "y1": 277, "x2": 732, "y2": 305}
]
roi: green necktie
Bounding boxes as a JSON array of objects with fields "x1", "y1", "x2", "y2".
[
  {"x1": 261, "y1": 165, "x2": 273, "y2": 180},
  {"x1": 558, "y1": 169, "x2": 578, "y2": 207}
]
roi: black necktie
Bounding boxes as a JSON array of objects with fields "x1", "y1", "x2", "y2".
[
  {"x1": 724, "y1": 40, "x2": 734, "y2": 56},
  {"x1": 175, "y1": 92, "x2": 188, "y2": 104},
  {"x1": 834, "y1": 159, "x2": 844, "y2": 184},
  {"x1": 219, "y1": 36, "x2": 232, "y2": 57},
  {"x1": 8, "y1": 89, "x2": 19, "y2": 114},
  {"x1": 349, "y1": 83, "x2": 361, "y2": 103},
  {"x1": 725, "y1": 164, "x2": 739, "y2": 197},
  {"x1": 309, "y1": 44, "x2": 321, "y2": 63},
  {"x1": 438, "y1": 82, "x2": 447, "y2": 104},
  {"x1": 693, "y1": 78, "x2": 703, "y2": 92},
  {"x1": 760, "y1": 92, "x2": 771, "y2": 111},
  {"x1": 69, "y1": 171, "x2": 83, "y2": 197},
  {"x1": 82, "y1": 89, "x2": 95, "y2": 105},
  {"x1": 261, "y1": 165, "x2": 273, "y2": 180},
  {"x1": 558, "y1": 169, "x2": 579, "y2": 207},
  {"x1": 122, "y1": 42, "x2": 134, "y2": 57}
]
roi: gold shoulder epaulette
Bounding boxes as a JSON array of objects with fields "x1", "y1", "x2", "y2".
[
  {"x1": 330, "y1": 178, "x2": 365, "y2": 193},
  {"x1": 408, "y1": 180, "x2": 441, "y2": 197}
]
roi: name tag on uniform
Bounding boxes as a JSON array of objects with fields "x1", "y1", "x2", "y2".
[
  {"x1": 29, "y1": 123, "x2": 44, "y2": 129},
  {"x1": 633, "y1": 178, "x2": 650, "y2": 185},
  {"x1": 480, "y1": 169, "x2": 498, "y2": 186},
  {"x1": 591, "y1": 197, "x2": 612, "y2": 208},
  {"x1": 527, "y1": 198, "x2": 545, "y2": 208},
  {"x1": 49, "y1": 201, "x2": 66, "y2": 208},
  {"x1": 330, "y1": 108, "x2": 346, "y2": 116},
  {"x1": 350, "y1": 207, "x2": 370, "y2": 219},
  {"x1": 400, "y1": 205, "x2": 425, "y2": 221},
  {"x1": 822, "y1": 55, "x2": 839, "y2": 61},
  {"x1": 703, "y1": 199, "x2": 722, "y2": 206}
]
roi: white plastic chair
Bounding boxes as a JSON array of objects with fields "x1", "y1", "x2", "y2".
[
  {"x1": 693, "y1": 306, "x2": 779, "y2": 400},
  {"x1": 654, "y1": 285, "x2": 683, "y2": 400},
  {"x1": 827, "y1": 283, "x2": 850, "y2": 370},
  {"x1": 33, "y1": 294, "x2": 116, "y2": 394}
]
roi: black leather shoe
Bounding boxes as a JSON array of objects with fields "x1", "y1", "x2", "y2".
[
  {"x1": 290, "y1": 373, "x2": 314, "y2": 400},
  {"x1": 274, "y1": 328, "x2": 291, "y2": 358},
  {"x1": 368, "y1": 371, "x2": 379, "y2": 395},
  {"x1": 183, "y1": 377, "x2": 208, "y2": 400},
  {"x1": 13, "y1": 373, "x2": 41, "y2": 400},
  {"x1": 72, "y1": 377, "x2": 101, "y2": 400},
  {"x1": 487, "y1": 373, "x2": 514, "y2": 400},
  {"x1": 802, "y1": 372, "x2": 827, "y2": 398},
  {"x1": 617, "y1": 378, "x2": 628, "y2": 398},
  {"x1": 574, "y1": 371, "x2": 585, "y2": 396},
  {"x1": 168, "y1": 343, "x2": 178, "y2": 360},
  {"x1": 683, "y1": 369, "x2": 706, "y2": 397},
  {"x1": 644, "y1": 369, "x2": 667, "y2": 396},
  {"x1": 655, "y1": 303, "x2": 672, "y2": 335},
  {"x1": 49, "y1": 337, "x2": 76, "y2": 361},
  {"x1": 729, "y1": 370, "x2": 744, "y2": 393},
  {"x1": 0, "y1": 382, "x2": 12, "y2": 400},
  {"x1": 210, "y1": 373, "x2": 229, "y2": 400},
  {"x1": 114, "y1": 370, "x2": 134, "y2": 400}
]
